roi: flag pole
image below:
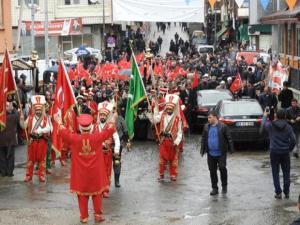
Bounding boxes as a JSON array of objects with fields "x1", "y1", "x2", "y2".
[
  {"x1": 6, "y1": 48, "x2": 29, "y2": 142},
  {"x1": 129, "y1": 43, "x2": 160, "y2": 142}
]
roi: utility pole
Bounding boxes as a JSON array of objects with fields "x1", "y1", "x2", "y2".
[
  {"x1": 31, "y1": 0, "x2": 35, "y2": 50},
  {"x1": 214, "y1": 7, "x2": 217, "y2": 49},
  {"x1": 44, "y1": 0, "x2": 49, "y2": 67},
  {"x1": 103, "y1": 0, "x2": 106, "y2": 60},
  {"x1": 16, "y1": 0, "x2": 24, "y2": 54}
]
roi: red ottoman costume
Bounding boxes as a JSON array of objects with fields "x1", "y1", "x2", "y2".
[
  {"x1": 94, "y1": 101, "x2": 120, "y2": 198},
  {"x1": 152, "y1": 94, "x2": 182, "y2": 181},
  {"x1": 22, "y1": 95, "x2": 51, "y2": 182},
  {"x1": 58, "y1": 114, "x2": 115, "y2": 223}
]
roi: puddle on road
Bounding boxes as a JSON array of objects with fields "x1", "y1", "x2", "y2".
[{"x1": 184, "y1": 213, "x2": 209, "y2": 219}]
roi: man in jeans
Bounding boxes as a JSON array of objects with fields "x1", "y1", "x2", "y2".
[
  {"x1": 201, "y1": 110, "x2": 234, "y2": 196},
  {"x1": 287, "y1": 99, "x2": 300, "y2": 158},
  {"x1": 263, "y1": 109, "x2": 296, "y2": 199}
]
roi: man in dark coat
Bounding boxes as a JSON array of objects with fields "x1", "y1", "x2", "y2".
[
  {"x1": 0, "y1": 102, "x2": 20, "y2": 177},
  {"x1": 278, "y1": 81, "x2": 294, "y2": 109},
  {"x1": 287, "y1": 99, "x2": 300, "y2": 158},
  {"x1": 201, "y1": 110, "x2": 234, "y2": 196},
  {"x1": 263, "y1": 109, "x2": 296, "y2": 199}
]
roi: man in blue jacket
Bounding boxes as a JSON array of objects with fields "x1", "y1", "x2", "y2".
[{"x1": 263, "y1": 108, "x2": 296, "y2": 199}]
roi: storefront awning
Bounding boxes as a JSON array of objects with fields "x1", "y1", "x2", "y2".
[
  {"x1": 261, "y1": 7, "x2": 300, "y2": 24},
  {"x1": 248, "y1": 24, "x2": 272, "y2": 34},
  {"x1": 11, "y1": 59, "x2": 33, "y2": 70}
]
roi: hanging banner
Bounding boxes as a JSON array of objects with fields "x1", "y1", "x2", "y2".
[
  {"x1": 235, "y1": 0, "x2": 245, "y2": 8},
  {"x1": 22, "y1": 18, "x2": 83, "y2": 37},
  {"x1": 112, "y1": 0, "x2": 205, "y2": 23},
  {"x1": 286, "y1": 0, "x2": 297, "y2": 10},
  {"x1": 268, "y1": 62, "x2": 289, "y2": 93},
  {"x1": 208, "y1": 0, "x2": 216, "y2": 9},
  {"x1": 260, "y1": 0, "x2": 270, "y2": 10}
]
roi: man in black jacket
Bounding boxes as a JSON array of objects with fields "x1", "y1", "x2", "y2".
[
  {"x1": 201, "y1": 110, "x2": 234, "y2": 196},
  {"x1": 287, "y1": 99, "x2": 300, "y2": 158},
  {"x1": 278, "y1": 81, "x2": 294, "y2": 109}
]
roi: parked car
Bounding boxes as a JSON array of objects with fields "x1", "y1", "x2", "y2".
[
  {"x1": 195, "y1": 89, "x2": 233, "y2": 127},
  {"x1": 214, "y1": 99, "x2": 268, "y2": 145}
]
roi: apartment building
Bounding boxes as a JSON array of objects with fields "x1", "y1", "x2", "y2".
[
  {"x1": 11, "y1": 0, "x2": 120, "y2": 59},
  {"x1": 0, "y1": 0, "x2": 13, "y2": 54}
]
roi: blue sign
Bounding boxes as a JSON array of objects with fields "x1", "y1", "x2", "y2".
[{"x1": 260, "y1": 0, "x2": 269, "y2": 10}]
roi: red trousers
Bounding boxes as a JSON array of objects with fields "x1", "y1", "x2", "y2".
[
  {"x1": 26, "y1": 139, "x2": 47, "y2": 178},
  {"x1": 103, "y1": 150, "x2": 112, "y2": 191},
  {"x1": 159, "y1": 139, "x2": 179, "y2": 179},
  {"x1": 77, "y1": 195, "x2": 102, "y2": 220}
]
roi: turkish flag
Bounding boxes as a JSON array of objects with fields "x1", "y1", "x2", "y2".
[
  {"x1": 52, "y1": 62, "x2": 76, "y2": 153},
  {"x1": 192, "y1": 70, "x2": 199, "y2": 89},
  {"x1": 230, "y1": 73, "x2": 242, "y2": 93},
  {"x1": 0, "y1": 50, "x2": 16, "y2": 130}
]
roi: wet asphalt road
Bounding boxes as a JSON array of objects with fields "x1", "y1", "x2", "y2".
[{"x1": 0, "y1": 134, "x2": 299, "y2": 225}]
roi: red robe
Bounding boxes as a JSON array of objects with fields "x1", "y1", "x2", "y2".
[{"x1": 60, "y1": 125, "x2": 115, "y2": 195}]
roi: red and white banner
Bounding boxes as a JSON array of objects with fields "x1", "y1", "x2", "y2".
[
  {"x1": 22, "y1": 18, "x2": 83, "y2": 37},
  {"x1": 268, "y1": 62, "x2": 289, "y2": 93}
]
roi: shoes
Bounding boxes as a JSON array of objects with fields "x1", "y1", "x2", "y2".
[
  {"x1": 293, "y1": 153, "x2": 299, "y2": 158},
  {"x1": 157, "y1": 175, "x2": 164, "y2": 182},
  {"x1": 222, "y1": 186, "x2": 227, "y2": 194},
  {"x1": 114, "y1": 174, "x2": 121, "y2": 188},
  {"x1": 170, "y1": 176, "x2": 177, "y2": 182},
  {"x1": 103, "y1": 192, "x2": 109, "y2": 198},
  {"x1": 80, "y1": 218, "x2": 88, "y2": 223},
  {"x1": 284, "y1": 194, "x2": 290, "y2": 199},
  {"x1": 94, "y1": 214, "x2": 105, "y2": 223},
  {"x1": 39, "y1": 176, "x2": 46, "y2": 182},
  {"x1": 274, "y1": 193, "x2": 282, "y2": 199},
  {"x1": 24, "y1": 176, "x2": 32, "y2": 182},
  {"x1": 210, "y1": 189, "x2": 219, "y2": 196}
]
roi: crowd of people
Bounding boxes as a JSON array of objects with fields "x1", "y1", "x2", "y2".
[{"x1": 1, "y1": 22, "x2": 300, "y2": 223}]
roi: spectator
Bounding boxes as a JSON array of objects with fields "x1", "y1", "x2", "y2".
[
  {"x1": 0, "y1": 102, "x2": 20, "y2": 177},
  {"x1": 259, "y1": 87, "x2": 278, "y2": 121},
  {"x1": 278, "y1": 81, "x2": 294, "y2": 109},
  {"x1": 287, "y1": 99, "x2": 300, "y2": 158},
  {"x1": 201, "y1": 110, "x2": 234, "y2": 196},
  {"x1": 263, "y1": 109, "x2": 296, "y2": 199}
]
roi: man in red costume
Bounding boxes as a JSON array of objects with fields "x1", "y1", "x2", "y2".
[
  {"x1": 56, "y1": 113, "x2": 115, "y2": 223},
  {"x1": 86, "y1": 91, "x2": 98, "y2": 121},
  {"x1": 152, "y1": 94, "x2": 183, "y2": 181},
  {"x1": 21, "y1": 95, "x2": 51, "y2": 182},
  {"x1": 94, "y1": 101, "x2": 120, "y2": 198}
]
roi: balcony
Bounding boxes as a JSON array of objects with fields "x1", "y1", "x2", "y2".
[{"x1": 55, "y1": 0, "x2": 112, "y2": 24}]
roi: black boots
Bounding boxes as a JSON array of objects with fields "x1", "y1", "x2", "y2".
[
  {"x1": 115, "y1": 173, "x2": 121, "y2": 188},
  {"x1": 210, "y1": 189, "x2": 219, "y2": 196}
]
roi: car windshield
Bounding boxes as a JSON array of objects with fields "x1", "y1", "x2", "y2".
[
  {"x1": 223, "y1": 102, "x2": 263, "y2": 115},
  {"x1": 197, "y1": 92, "x2": 232, "y2": 105}
]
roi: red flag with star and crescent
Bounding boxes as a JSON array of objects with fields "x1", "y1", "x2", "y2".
[
  {"x1": 52, "y1": 62, "x2": 77, "y2": 153},
  {"x1": 230, "y1": 73, "x2": 242, "y2": 93},
  {"x1": 0, "y1": 49, "x2": 16, "y2": 130}
]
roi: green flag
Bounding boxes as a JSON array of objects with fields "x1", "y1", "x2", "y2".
[{"x1": 125, "y1": 56, "x2": 146, "y2": 139}]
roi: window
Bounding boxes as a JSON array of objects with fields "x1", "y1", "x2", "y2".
[
  {"x1": 65, "y1": 0, "x2": 71, "y2": 5},
  {"x1": 0, "y1": 0, "x2": 3, "y2": 27}
]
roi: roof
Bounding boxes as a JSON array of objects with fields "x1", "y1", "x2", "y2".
[
  {"x1": 222, "y1": 99, "x2": 259, "y2": 104},
  {"x1": 261, "y1": 7, "x2": 300, "y2": 24},
  {"x1": 198, "y1": 89, "x2": 231, "y2": 94}
]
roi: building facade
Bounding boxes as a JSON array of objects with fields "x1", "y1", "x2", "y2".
[
  {"x1": 11, "y1": 0, "x2": 121, "y2": 59},
  {"x1": 261, "y1": 0, "x2": 300, "y2": 90},
  {"x1": 0, "y1": 0, "x2": 13, "y2": 54}
]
